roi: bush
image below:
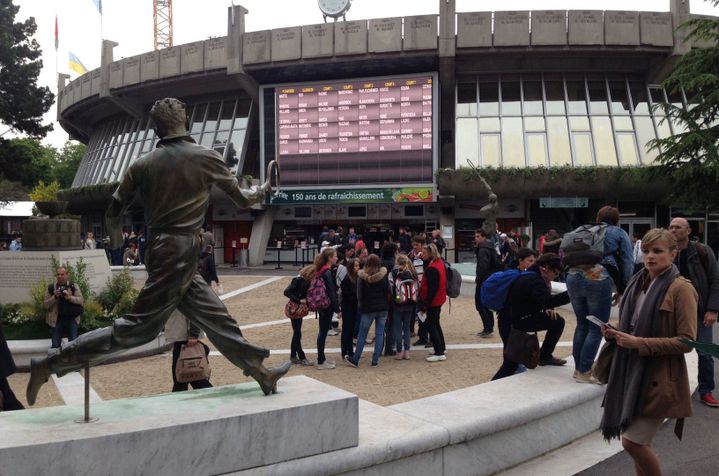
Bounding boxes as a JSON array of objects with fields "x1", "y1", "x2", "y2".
[
  {"x1": 28, "y1": 180, "x2": 61, "y2": 201},
  {"x1": 27, "y1": 278, "x2": 51, "y2": 322},
  {"x1": 50, "y1": 255, "x2": 91, "y2": 302},
  {"x1": 78, "y1": 301, "x2": 114, "y2": 332},
  {"x1": 97, "y1": 268, "x2": 138, "y2": 318}
]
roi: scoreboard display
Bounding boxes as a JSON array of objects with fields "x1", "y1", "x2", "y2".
[{"x1": 263, "y1": 74, "x2": 436, "y2": 186}]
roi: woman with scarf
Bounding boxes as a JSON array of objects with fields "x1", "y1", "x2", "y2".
[{"x1": 600, "y1": 228, "x2": 697, "y2": 475}]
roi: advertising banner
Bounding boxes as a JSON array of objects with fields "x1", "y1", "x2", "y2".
[{"x1": 267, "y1": 187, "x2": 433, "y2": 204}]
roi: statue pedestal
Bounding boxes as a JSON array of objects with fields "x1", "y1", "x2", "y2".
[{"x1": 0, "y1": 376, "x2": 358, "y2": 475}]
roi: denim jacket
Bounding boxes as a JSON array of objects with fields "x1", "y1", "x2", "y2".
[{"x1": 602, "y1": 224, "x2": 634, "y2": 292}]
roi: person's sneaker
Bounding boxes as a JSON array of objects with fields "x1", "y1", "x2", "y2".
[
  {"x1": 574, "y1": 370, "x2": 599, "y2": 384},
  {"x1": 395, "y1": 352, "x2": 404, "y2": 360},
  {"x1": 328, "y1": 329, "x2": 339, "y2": 336},
  {"x1": 424, "y1": 342, "x2": 433, "y2": 348},
  {"x1": 317, "y1": 361, "x2": 336, "y2": 370},
  {"x1": 700, "y1": 393, "x2": 719, "y2": 407},
  {"x1": 413, "y1": 339, "x2": 428, "y2": 346},
  {"x1": 344, "y1": 355, "x2": 358, "y2": 368},
  {"x1": 290, "y1": 357, "x2": 301, "y2": 365},
  {"x1": 539, "y1": 356, "x2": 567, "y2": 366},
  {"x1": 403, "y1": 350, "x2": 410, "y2": 360},
  {"x1": 426, "y1": 354, "x2": 447, "y2": 362},
  {"x1": 477, "y1": 330, "x2": 494, "y2": 338},
  {"x1": 371, "y1": 361, "x2": 379, "y2": 367},
  {"x1": 299, "y1": 359, "x2": 315, "y2": 366}
]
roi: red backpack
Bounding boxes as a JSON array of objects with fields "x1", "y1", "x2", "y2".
[{"x1": 307, "y1": 271, "x2": 331, "y2": 311}]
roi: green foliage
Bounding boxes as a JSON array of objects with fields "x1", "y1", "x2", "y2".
[
  {"x1": 649, "y1": 2, "x2": 719, "y2": 209},
  {"x1": 51, "y1": 142, "x2": 85, "y2": 189},
  {"x1": 437, "y1": 166, "x2": 658, "y2": 185},
  {"x1": 97, "y1": 268, "x2": 138, "y2": 317},
  {"x1": 28, "y1": 179, "x2": 60, "y2": 201},
  {"x1": 0, "y1": 137, "x2": 55, "y2": 188},
  {"x1": 0, "y1": 0, "x2": 54, "y2": 137},
  {"x1": 78, "y1": 301, "x2": 113, "y2": 332},
  {"x1": 27, "y1": 278, "x2": 50, "y2": 322}
]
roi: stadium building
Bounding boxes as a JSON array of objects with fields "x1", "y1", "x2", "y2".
[{"x1": 59, "y1": 0, "x2": 717, "y2": 264}]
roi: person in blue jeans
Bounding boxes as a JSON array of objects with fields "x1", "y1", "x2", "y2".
[
  {"x1": 565, "y1": 206, "x2": 634, "y2": 383},
  {"x1": 390, "y1": 254, "x2": 418, "y2": 360},
  {"x1": 345, "y1": 254, "x2": 389, "y2": 368}
]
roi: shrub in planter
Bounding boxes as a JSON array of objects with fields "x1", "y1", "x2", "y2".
[{"x1": 79, "y1": 301, "x2": 114, "y2": 332}]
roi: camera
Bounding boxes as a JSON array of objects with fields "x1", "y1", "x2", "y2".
[{"x1": 56, "y1": 284, "x2": 71, "y2": 298}]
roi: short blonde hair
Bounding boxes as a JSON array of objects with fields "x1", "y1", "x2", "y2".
[
  {"x1": 421, "y1": 243, "x2": 441, "y2": 261},
  {"x1": 641, "y1": 228, "x2": 677, "y2": 253}
]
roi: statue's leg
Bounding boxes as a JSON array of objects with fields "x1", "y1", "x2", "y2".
[
  {"x1": 177, "y1": 274, "x2": 291, "y2": 395},
  {"x1": 27, "y1": 233, "x2": 194, "y2": 405}
]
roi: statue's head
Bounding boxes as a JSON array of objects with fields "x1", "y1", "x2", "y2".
[
  {"x1": 489, "y1": 193, "x2": 498, "y2": 203},
  {"x1": 149, "y1": 98, "x2": 189, "y2": 139}
]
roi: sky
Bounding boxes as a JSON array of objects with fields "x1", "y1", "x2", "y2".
[{"x1": 9, "y1": 0, "x2": 719, "y2": 149}]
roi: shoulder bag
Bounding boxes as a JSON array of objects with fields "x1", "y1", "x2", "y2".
[
  {"x1": 504, "y1": 328, "x2": 540, "y2": 369},
  {"x1": 175, "y1": 342, "x2": 211, "y2": 383}
]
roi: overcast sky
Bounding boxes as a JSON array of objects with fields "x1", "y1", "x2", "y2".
[{"x1": 10, "y1": 0, "x2": 719, "y2": 148}]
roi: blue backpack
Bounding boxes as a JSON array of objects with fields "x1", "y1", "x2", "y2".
[{"x1": 480, "y1": 269, "x2": 535, "y2": 312}]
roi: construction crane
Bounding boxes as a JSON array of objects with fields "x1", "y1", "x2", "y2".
[{"x1": 153, "y1": 0, "x2": 173, "y2": 50}]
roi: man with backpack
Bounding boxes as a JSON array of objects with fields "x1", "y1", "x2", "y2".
[
  {"x1": 670, "y1": 217, "x2": 719, "y2": 407},
  {"x1": 475, "y1": 229, "x2": 503, "y2": 337}
]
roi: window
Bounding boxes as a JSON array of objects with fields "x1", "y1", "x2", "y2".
[{"x1": 457, "y1": 83, "x2": 477, "y2": 116}]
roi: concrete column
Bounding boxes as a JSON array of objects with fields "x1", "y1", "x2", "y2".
[
  {"x1": 438, "y1": 0, "x2": 456, "y2": 170},
  {"x1": 56, "y1": 73, "x2": 70, "y2": 122},
  {"x1": 440, "y1": 211, "x2": 456, "y2": 263},
  {"x1": 100, "y1": 39, "x2": 118, "y2": 98},
  {"x1": 248, "y1": 208, "x2": 274, "y2": 266},
  {"x1": 227, "y1": 4, "x2": 248, "y2": 75},
  {"x1": 671, "y1": 0, "x2": 691, "y2": 55}
]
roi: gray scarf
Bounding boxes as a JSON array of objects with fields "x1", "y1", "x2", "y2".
[{"x1": 600, "y1": 265, "x2": 680, "y2": 441}]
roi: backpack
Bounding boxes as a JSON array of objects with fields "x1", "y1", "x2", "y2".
[
  {"x1": 307, "y1": 273, "x2": 331, "y2": 311},
  {"x1": 559, "y1": 224, "x2": 609, "y2": 267},
  {"x1": 444, "y1": 261, "x2": 462, "y2": 299},
  {"x1": 480, "y1": 269, "x2": 535, "y2": 312},
  {"x1": 391, "y1": 270, "x2": 418, "y2": 305}
]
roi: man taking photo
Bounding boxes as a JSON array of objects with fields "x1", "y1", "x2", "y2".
[{"x1": 44, "y1": 267, "x2": 84, "y2": 349}]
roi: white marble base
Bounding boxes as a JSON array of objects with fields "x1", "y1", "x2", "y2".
[
  {"x1": 0, "y1": 249, "x2": 111, "y2": 304},
  {"x1": 0, "y1": 376, "x2": 358, "y2": 476}
]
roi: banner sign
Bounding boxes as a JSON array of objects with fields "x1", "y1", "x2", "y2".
[
  {"x1": 539, "y1": 197, "x2": 589, "y2": 208},
  {"x1": 268, "y1": 187, "x2": 434, "y2": 204}
]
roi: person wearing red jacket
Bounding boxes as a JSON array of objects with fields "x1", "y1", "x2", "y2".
[{"x1": 419, "y1": 243, "x2": 447, "y2": 362}]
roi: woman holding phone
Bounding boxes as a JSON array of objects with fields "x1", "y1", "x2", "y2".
[{"x1": 600, "y1": 228, "x2": 697, "y2": 476}]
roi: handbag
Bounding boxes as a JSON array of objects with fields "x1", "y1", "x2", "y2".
[
  {"x1": 175, "y1": 342, "x2": 211, "y2": 383},
  {"x1": 504, "y1": 328, "x2": 540, "y2": 369},
  {"x1": 591, "y1": 339, "x2": 616, "y2": 384},
  {"x1": 284, "y1": 300, "x2": 309, "y2": 319}
]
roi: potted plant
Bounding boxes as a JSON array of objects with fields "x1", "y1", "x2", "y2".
[{"x1": 29, "y1": 181, "x2": 67, "y2": 217}]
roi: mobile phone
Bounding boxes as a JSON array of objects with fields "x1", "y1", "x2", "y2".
[{"x1": 587, "y1": 315, "x2": 616, "y2": 330}]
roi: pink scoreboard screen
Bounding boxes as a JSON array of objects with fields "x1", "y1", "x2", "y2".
[{"x1": 266, "y1": 75, "x2": 435, "y2": 186}]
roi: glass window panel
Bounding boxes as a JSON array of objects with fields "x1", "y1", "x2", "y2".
[
  {"x1": 569, "y1": 117, "x2": 590, "y2": 131},
  {"x1": 479, "y1": 117, "x2": 500, "y2": 132},
  {"x1": 479, "y1": 81, "x2": 499, "y2": 116},
  {"x1": 648, "y1": 87, "x2": 666, "y2": 111},
  {"x1": 566, "y1": 80, "x2": 587, "y2": 115},
  {"x1": 234, "y1": 117, "x2": 249, "y2": 130},
  {"x1": 501, "y1": 81, "x2": 521, "y2": 116},
  {"x1": 609, "y1": 80, "x2": 630, "y2": 115},
  {"x1": 523, "y1": 81, "x2": 543, "y2": 115},
  {"x1": 200, "y1": 132, "x2": 216, "y2": 148},
  {"x1": 591, "y1": 116, "x2": 618, "y2": 166},
  {"x1": 547, "y1": 117, "x2": 572, "y2": 166},
  {"x1": 205, "y1": 102, "x2": 221, "y2": 133},
  {"x1": 190, "y1": 104, "x2": 206, "y2": 134},
  {"x1": 481, "y1": 134, "x2": 501, "y2": 167},
  {"x1": 526, "y1": 133, "x2": 547, "y2": 167},
  {"x1": 501, "y1": 118, "x2": 525, "y2": 167},
  {"x1": 614, "y1": 116, "x2": 633, "y2": 131},
  {"x1": 455, "y1": 118, "x2": 479, "y2": 168},
  {"x1": 616, "y1": 133, "x2": 640, "y2": 166},
  {"x1": 457, "y1": 83, "x2": 478, "y2": 116},
  {"x1": 219, "y1": 99, "x2": 236, "y2": 130},
  {"x1": 634, "y1": 116, "x2": 657, "y2": 164},
  {"x1": 572, "y1": 132, "x2": 594, "y2": 166},
  {"x1": 666, "y1": 88, "x2": 684, "y2": 108},
  {"x1": 213, "y1": 130, "x2": 229, "y2": 156},
  {"x1": 544, "y1": 80, "x2": 565, "y2": 115},
  {"x1": 588, "y1": 80, "x2": 609, "y2": 114},
  {"x1": 655, "y1": 116, "x2": 672, "y2": 139},
  {"x1": 227, "y1": 129, "x2": 246, "y2": 173},
  {"x1": 524, "y1": 117, "x2": 545, "y2": 132},
  {"x1": 236, "y1": 99, "x2": 252, "y2": 118},
  {"x1": 629, "y1": 81, "x2": 650, "y2": 115}
]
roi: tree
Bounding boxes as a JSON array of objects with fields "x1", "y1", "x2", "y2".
[
  {"x1": 0, "y1": 0, "x2": 54, "y2": 138},
  {"x1": 0, "y1": 137, "x2": 55, "y2": 188},
  {"x1": 51, "y1": 141, "x2": 85, "y2": 189},
  {"x1": 650, "y1": 1, "x2": 719, "y2": 209}
]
